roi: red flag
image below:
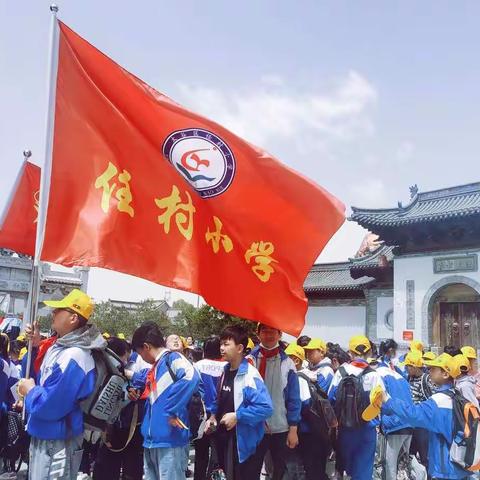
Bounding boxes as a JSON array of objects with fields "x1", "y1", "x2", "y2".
[
  {"x1": 0, "y1": 161, "x2": 40, "y2": 256},
  {"x1": 40, "y1": 22, "x2": 345, "y2": 335}
]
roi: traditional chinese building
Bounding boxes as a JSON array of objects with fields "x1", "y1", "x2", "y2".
[
  {"x1": 304, "y1": 182, "x2": 480, "y2": 352},
  {"x1": 0, "y1": 249, "x2": 89, "y2": 316}
]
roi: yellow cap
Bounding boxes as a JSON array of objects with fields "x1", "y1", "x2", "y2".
[
  {"x1": 247, "y1": 338, "x2": 255, "y2": 350},
  {"x1": 349, "y1": 335, "x2": 371, "y2": 356},
  {"x1": 410, "y1": 340, "x2": 424, "y2": 352},
  {"x1": 404, "y1": 351, "x2": 424, "y2": 368},
  {"x1": 43, "y1": 288, "x2": 94, "y2": 320},
  {"x1": 461, "y1": 346, "x2": 477, "y2": 360},
  {"x1": 285, "y1": 343, "x2": 306, "y2": 362},
  {"x1": 303, "y1": 338, "x2": 327, "y2": 352},
  {"x1": 102, "y1": 332, "x2": 111, "y2": 339},
  {"x1": 362, "y1": 385, "x2": 384, "y2": 421},
  {"x1": 16, "y1": 334, "x2": 26, "y2": 342},
  {"x1": 180, "y1": 336, "x2": 189, "y2": 349},
  {"x1": 367, "y1": 357, "x2": 379, "y2": 365},
  {"x1": 454, "y1": 354, "x2": 471, "y2": 375},
  {"x1": 422, "y1": 351, "x2": 436, "y2": 361},
  {"x1": 426, "y1": 352, "x2": 460, "y2": 378},
  {"x1": 117, "y1": 333, "x2": 126, "y2": 340}
]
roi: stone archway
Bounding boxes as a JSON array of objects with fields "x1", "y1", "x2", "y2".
[{"x1": 421, "y1": 275, "x2": 480, "y2": 346}]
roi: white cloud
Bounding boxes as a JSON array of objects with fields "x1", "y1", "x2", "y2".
[
  {"x1": 176, "y1": 70, "x2": 377, "y2": 152},
  {"x1": 351, "y1": 178, "x2": 389, "y2": 208},
  {"x1": 395, "y1": 141, "x2": 415, "y2": 164}
]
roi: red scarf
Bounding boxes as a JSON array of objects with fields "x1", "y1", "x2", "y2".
[
  {"x1": 34, "y1": 336, "x2": 57, "y2": 373},
  {"x1": 140, "y1": 359, "x2": 160, "y2": 400},
  {"x1": 258, "y1": 346, "x2": 279, "y2": 378}
]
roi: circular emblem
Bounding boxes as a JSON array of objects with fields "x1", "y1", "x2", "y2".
[{"x1": 162, "y1": 128, "x2": 236, "y2": 199}]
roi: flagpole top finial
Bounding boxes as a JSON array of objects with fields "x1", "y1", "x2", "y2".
[
  {"x1": 50, "y1": 4, "x2": 59, "y2": 13},
  {"x1": 23, "y1": 150, "x2": 32, "y2": 159}
]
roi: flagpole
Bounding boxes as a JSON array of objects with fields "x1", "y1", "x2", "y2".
[{"x1": 23, "y1": 5, "x2": 60, "y2": 390}]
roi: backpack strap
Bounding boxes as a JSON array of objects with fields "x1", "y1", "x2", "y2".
[
  {"x1": 297, "y1": 371, "x2": 313, "y2": 384},
  {"x1": 339, "y1": 366, "x2": 348, "y2": 379},
  {"x1": 164, "y1": 351, "x2": 177, "y2": 382},
  {"x1": 104, "y1": 403, "x2": 139, "y2": 453}
]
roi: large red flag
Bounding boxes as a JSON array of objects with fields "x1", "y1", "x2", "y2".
[
  {"x1": 40, "y1": 22, "x2": 345, "y2": 335},
  {"x1": 0, "y1": 161, "x2": 40, "y2": 257}
]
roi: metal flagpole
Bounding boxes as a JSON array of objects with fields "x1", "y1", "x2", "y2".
[{"x1": 23, "y1": 5, "x2": 60, "y2": 388}]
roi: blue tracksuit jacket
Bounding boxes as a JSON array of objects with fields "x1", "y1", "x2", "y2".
[
  {"x1": 212, "y1": 358, "x2": 273, "y2": 463},
  {"x1": 382, "y1": 383, "x2": 470, "y2": 479},
  {"x1": 194, "y1": 358, "x2": 227, "y2": 415},
  {"x1": 25, "y1": 344, "x2": 96, "y2": 440},
  {"x1": 132, "y1": 350, "x2": 200, "y2": 449},
  {"x1": 377, "y1": 366, "x2": 413, "y2": 434}
]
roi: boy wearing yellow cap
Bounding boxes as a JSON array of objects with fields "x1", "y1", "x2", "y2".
[
  {"x1": 454, "y1": 354, "x2": 479, "y2": 409},
  {"x1": 303, "y1": 338, "x2": 334, "y2": 394},
  {"x1": 328, "y1": 335, "x2": 385, "y2": 480},
  {"x1": 382, "y1": 353, "x2": 472, "y2": 479},
  {"x1": 17, "y1": 289, "x2": 107, "y2": 480},
  {"x1": 460, "y1": 346, "x2": 479, "y2": 401}
]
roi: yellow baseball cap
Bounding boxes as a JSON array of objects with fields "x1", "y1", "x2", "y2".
[
  {"x1": 285, "y1": 343, "x2": 306, "y2": 362},
  {"x1": 410, "y1": 340, "x2": 424, "y2": 352},
  {"x1": 454, "y1": 354, "x2": 471, "y2": 375},
  {"x1": 117, "y1": 333, "x2": 126, "y2": 340},
  {"x1": 102, "y1": 332, "x2": 111, "y2": 339},
  {"x1": 367, "y1": 357, "x2": 379, "y2": 366},
  {"x1": 422, "y1": 351, "x2": 436, "y2": 361},
  {"x1": 426, "y1": 352, "x2": 460, "y2": 378},
  {"x1": 349, "y1": 335, "x2": 371, "y2": 355},
  {"x1": 247, "y1": 338, "x2": 255, "y2": 350},
  {"x1": 362, "y1": 385, "x2": 384, "y2": 421},
  {"x1": 404, "y1": 351, "x2": 423, "y2": 368},
  {"x1": 461, "y1": 346, "x2": 477, "y2": 360},
  {"x1": 303, "y1": 338, "x2": 327, "y2": 352},
  {"x1": 43, "y1": 288, "x2": 94, "y2": 320},
  {"x1": 16, "y1": 334, "x2": 26, "y2": 342}
]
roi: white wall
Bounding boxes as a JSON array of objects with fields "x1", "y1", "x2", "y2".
[
  {"x1": 376, "y1": 295, "x2": 394, "y2": 340},
  {"x1": 393, "y1": 249, "x2": 480, "y2": 345},
  {"x1": 302, "y1": 305, "x2": 366, "y2": 349}
]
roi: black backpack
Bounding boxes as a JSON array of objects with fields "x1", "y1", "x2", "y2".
[
  {"x1": 80, "y1": 348, "x2": 129, "y2": 432},
  {"x1": 165, "y1": 352, "x2": 206, "y2": 440},
  {"x1": 334, "y1": 365, "x2": 372, "y2": 429},
  {"x1": 297, "y1": 372, "x2": 338, "y2": 444},
  {"x1": 0, "y1": 411, "x2": 30, "y2": 473}
]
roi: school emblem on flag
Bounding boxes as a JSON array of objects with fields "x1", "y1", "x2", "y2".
[{"x1": 162, "y1": 128, "x2": 236, "y2": 198}]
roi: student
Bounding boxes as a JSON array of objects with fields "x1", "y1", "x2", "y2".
[
  {"x1": 376, "y1": 349, "x2": 414, "y2": 480},
  {"x1": 460, "y1": 346, "x2": 479, "y2": 400},
  {"x1": 130, "y1": 322, "x2": 200, "y2": 480},
  {"x1": 93, "y1": 337, "x2": 144, "y2": 480},
  {"x1": 382, "y1": 353, "x2": 471, "y2": 479},
  {"x1": 204, "y1": 325, "x2": 273, "y2": 480},
  {"x1": 17, "y1": 289, "x2": 107, "y2": 480},
  {"x1": 454, "y1": 354, "x2": 479, "y2": 409},
  {"x1": 404, "y1": 350, "x2": 433, "y2": 471},
  {"x1": 249, "y1": 324, "x2": 301, "y2": 480},
  {"x1": 286, "y1": 343, "x2": 330, "y2": 480},
  {"x1": 194, "y1": 336, "x2": 227, "y2": 480},
  {"x1": 303, "y1": 338, "x2": 334, "y2": 393},
  {"x1": 328, "y1": 335, "x2": 385, "y2": 480}
]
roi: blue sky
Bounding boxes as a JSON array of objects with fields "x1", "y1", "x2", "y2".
[{"x1": 1, "y1": 1, "x2": 480, "y2": 303}]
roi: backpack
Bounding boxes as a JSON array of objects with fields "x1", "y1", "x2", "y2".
[
  {"x1": 0, "y1": 411, "x2": 30, "y2": 473},
  {"x1": 164, "y1": 351, "x2": 206, "y2": 440},
  {"x1": 297, "y1": 372, "x2": 337, "y2": 444},
  {"x1": 441, "y1": 388, "x2": 480, "y2": 472},
  {"x1": 80, "y1": 348, "x2": 129, "y2": 432},
  {"x1": 334, "y1": 365, "x2": 372, "y2": 429}
]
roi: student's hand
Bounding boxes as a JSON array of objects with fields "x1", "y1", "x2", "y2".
[
  {"x1": 286, "y1": 426, "x2": 299, "y2": 449},
  {"x1": 127, "y1": 388, "x2": 141, "y2": 401},
  {"x1": 220, "y1": 412, "x2": 237, "y2": 431},
  {"x1": 204, "y1": 416, "x2": 217, "y2": 435},
  {"x1": 18, "y1": 378, "x2": 35, "y2": 397},
  {"x1": 25, "y1": 320, "x2": 41, "y2": 348},
  {"x1": 169, "y1": 417, "x2": 188, "y2": 429},
  {"x1": 13, "y1": 399, "x2": 24, "y2": 412}
]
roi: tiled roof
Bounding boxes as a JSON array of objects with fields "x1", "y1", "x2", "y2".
[
  {"x1": 350, "y1": 245, "x2": 395, "y2": 268},
  {"x1": 304, "y1": 262, "x2": 374, "y2": 292},
  {"x1": 350, "y1": 182, "x2": 480, "y2": 228}
]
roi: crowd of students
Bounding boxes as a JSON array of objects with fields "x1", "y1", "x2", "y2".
[{"x1": 0, "y1": 288, "x2": 479, "y2": 480}]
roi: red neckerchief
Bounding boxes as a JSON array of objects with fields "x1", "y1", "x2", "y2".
[
  {"x1": 34, "y1": 336, "x2": 57, "y2": 373},
  {"x1": 258, "y1": 346, "x2": 279, "y2": 378},
  {"x1": 140, "y1": 355, "x2": 164, "y2": 400},
  {"x1": 351, "y1": 359, "x2": 369, "y2": 369}
]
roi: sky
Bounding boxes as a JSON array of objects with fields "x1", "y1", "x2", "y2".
[{"x1": 1, "y1": 1, "x2": 480, "y2": 305}]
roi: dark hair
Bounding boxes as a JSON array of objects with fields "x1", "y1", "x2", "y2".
[
  {"x1": 107, "y1": 337, "x2": 130, "y2": 358},
  {"x1": 191, "y1": 347, "x2": 204, "y2": 363},
  {"x1": 220, "y1": 325, "x2": 248, "y2": 351},
  {"x1": 257, "y1": 323, "x2": 281, "y2": 334},
  {"x1": 131, "y1": 321, "x2": 166, "y2": 350},
  {"x1": 203, "y1": 336, "x2": 221, "y2": 360},
  {"x1": 297, "y1": 335, "x2": 311, "y2": 348},
  {"x1": 444, "y1": 345, "x2": 462, "y2": 356},
  {"x1": 0, "y1": 334, "x2": 9, "y2": 361},
  {"x1": 368, "y1": 339, "x2": 378, "y2": 357},
  {"x1": 76, "y1": 314, "x2": 88, "y2": 328},
  {"x1": 9, "y1": 340, "x2": 23, "y2": 355},
  {"x1": 379, "y1": 339, "x2": 398, "y2": 356},
  {"x1": 326, "y1": 343, "x2": 350, "y2": 365}
]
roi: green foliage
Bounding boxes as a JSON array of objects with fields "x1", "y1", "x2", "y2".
[{"x1": 90, "y1": 299, "x2": 171, "y2": 338}]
